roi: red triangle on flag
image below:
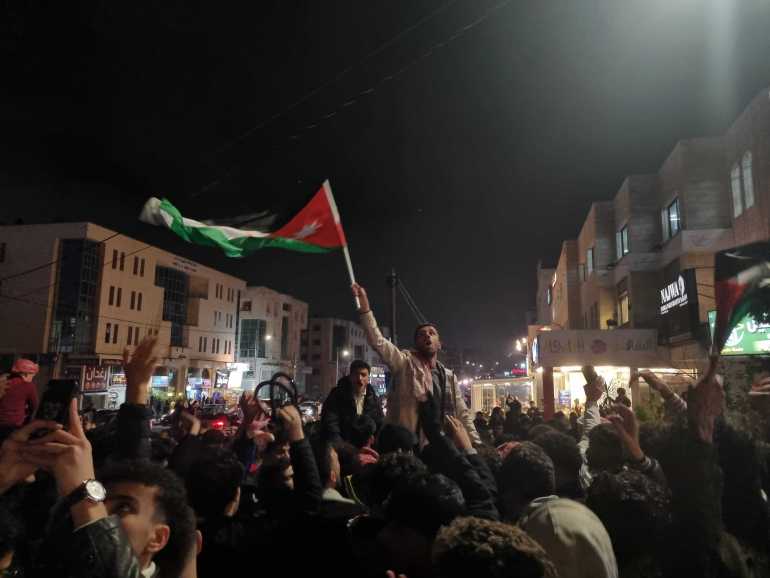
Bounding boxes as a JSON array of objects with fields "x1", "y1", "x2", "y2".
[{"x1": 270, "y1": 181, "x2": 347, "y2": 249}]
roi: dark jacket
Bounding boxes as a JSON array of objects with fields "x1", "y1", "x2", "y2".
[{"x1": 321, "y1": 377, "x2": 383, "y2": 444}]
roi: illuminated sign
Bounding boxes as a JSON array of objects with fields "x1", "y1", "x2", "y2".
[
  {"x1": 708, "y1": 310, "x2": 770, "y2": 356},
  {"x1": 660, "y1": 275, "x2": 688, "y2": 315}
]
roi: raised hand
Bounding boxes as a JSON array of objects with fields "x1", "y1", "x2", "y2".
[
  {"x1": 276, "y1": 404, "x2": 304, "y2": 442},
  {"x1": 606, "y1": 404, "x2": 644, "y2": 461},
  {"x1": 352, "y1": 283, "x2": 371, "y2": 313},
  {"x1": 123, "y1": 334, "x2": 160, "y2": 405},
  {"x1": 583, "y1": 366, "x2": 604, "y2": 404},
  {"x1": 0, "y1": 419, "x2": 63, "y2": 494},
  {"x1": 688, "y1": 356, "x2": 724, "y2": 444},
  {"x1": 444, "y1": 415, "x2": 473, "y2": 451}
]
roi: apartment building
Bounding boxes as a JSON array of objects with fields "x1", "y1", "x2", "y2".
[
  {"x1": 0, "y1": 223, "x2": 245, "y2": 408},
  {"x1": 236, "y1": 286, "x2": 308, "y2": 390}
]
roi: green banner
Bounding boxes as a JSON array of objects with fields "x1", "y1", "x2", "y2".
[{"x1": 708, "y1": 310, "x2": 770, "y2": 356}]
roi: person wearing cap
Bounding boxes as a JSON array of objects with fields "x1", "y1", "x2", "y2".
[{"x1": 0, "y1": 359, "x2": 40, "y2": 439}]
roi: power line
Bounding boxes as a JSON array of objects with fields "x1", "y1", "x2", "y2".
[{"x1": 196, "y1": 0, "x2": 514, "y2": 195}]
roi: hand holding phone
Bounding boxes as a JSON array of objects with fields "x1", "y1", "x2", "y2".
[{"x1": 32, "y1": 379, "x2": 80, "y2": 438}]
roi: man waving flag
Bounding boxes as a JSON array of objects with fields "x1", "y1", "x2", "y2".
[{"x1": 139, "y1": 180, "x2": 347, "y2": 257}]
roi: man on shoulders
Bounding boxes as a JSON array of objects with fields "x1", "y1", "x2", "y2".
[
  {"x1": 321, "y1": 360, "x2": 383, "y2": 444},
  {"x1": 352, "y1": 283, "x2": 480, "y2": 446}
]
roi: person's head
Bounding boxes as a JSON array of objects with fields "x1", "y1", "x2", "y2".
[
  {"x1": 351, "y1": 415, "x2": 377, "y2": 449},
  {"x1": 616, "y1": 387, "x2": 627, "y2": 397},
  {"x1": 498, "y1": 442, "x2": 556, "y2": 521},
  {"x1": 186, "y1": 448, "x2": 244, "y2": 521},
  {"x1": 99, "y1": 460, "x2": 196, "y2": 577},
  {"x1": 363, "y1": 451, "x2": 428, "y2": 511},
  {"x1": 11, "y1": 358, "x2": 38, "y2": 382},
  {"x1": 432, "y1": 516, "x2": 558, "y2": 578},
  {"x1": 532, "y1": 431, "x2": 584, "y2": 500},
  {"x1": 475, "y1": 412, "x2": 486, "y2": 422},
  {"x1": 491, "y1": 407, "x2": 503, "y2": 417},
  {"x1": 586, "y1": 470, "x2": 672, "y2": 568},
  {"x1": 200, "y1": 428, "x2": 227, "y2": 448},
  {"x1": 317, "y1": 442, "x2": 342, "y2": 490},
  {"x1": 586, "y1": 424, "x2": 625, "y2": 472},
  {"x1": 492, "y1": 423, "x2": 504, "y2": 439},
  {"x1": 349, "y1": 360, "x2": 371, "y2": 391},
  {"x1": 379, "y1": 472, "x2": 465, "y2": 577},
  {"x1": 527, "y1": 423, "x2": 554, "y2": 440},
  {"x1": 376, "y1": 423, "x2": 417, "y2": 455},
  {"x1": 569, "y1": 412, "x2": 579, "y2": 426},
  {"x1": 414, "y1": 323, "x2": 441, "y2": 357}
]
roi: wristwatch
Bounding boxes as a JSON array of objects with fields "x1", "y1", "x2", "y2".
[{"x1": 62, "y1": 479, "x2": 107, "y2": 509}]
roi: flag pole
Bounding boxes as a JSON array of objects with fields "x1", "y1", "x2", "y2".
[{"x1": 322, "y1": 180, "x2": 360, "y2": 310}]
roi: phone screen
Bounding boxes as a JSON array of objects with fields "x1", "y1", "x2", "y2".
[{"x1": 33, "y1": 379, "x2": 80, "y2": 435}]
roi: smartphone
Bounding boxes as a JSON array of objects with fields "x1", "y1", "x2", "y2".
[{"x1": 32, "y1": 379, "x2": 80, "y2": 437}]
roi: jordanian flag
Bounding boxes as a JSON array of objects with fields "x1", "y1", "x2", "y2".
[
  {"x1": 139, "y1": 180, "x2": 347, "y2": 257},
  {"x1": 713, "y1": 241, "x2": 770, "y2": 354}
]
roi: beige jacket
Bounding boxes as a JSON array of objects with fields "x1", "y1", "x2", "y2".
[{"x1": 360, "y1": 311, "x2": 481, "y2": 446}]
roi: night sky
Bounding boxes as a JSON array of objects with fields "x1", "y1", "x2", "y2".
[{"x1": 2, "y1": 0, "x2": 770, "y2": 362}]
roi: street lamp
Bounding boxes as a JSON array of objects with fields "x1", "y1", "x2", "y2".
[{"x1": 335, "y1": 347, "x2": 350, "y2": 384}]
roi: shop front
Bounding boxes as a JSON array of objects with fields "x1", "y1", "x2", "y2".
[
  {"x1": 530, "y1": 328, "x2": 678, "y2": 419},
  {"x1": 470, "y1": 377, "x2": 533, "y2": 414}
]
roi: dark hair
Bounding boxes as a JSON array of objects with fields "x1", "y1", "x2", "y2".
[
  {"x1": 150, "y1": 436, "x2": 177, "y2": 464},
  {"x1": 349, "y1": 359, "x2": 371, "y2": 374},
  {"x1": 586, "y1": 424, "x2": 625, "y2": 472},
  {"x1": 527, "y1": 424, "x2": 554, "y2": 440},
  {"x1": 99, "y1": 460, "x2": 196, "y2": 578},
  {"x1": 385, "y1": 472, "x2": 465, "y2": 539},
  {"x1": 186, "y1": 448, "x2": 244, "y2": 521},
  {"x1": 364, "y1": 451, "x2": 428, "y2": 509},
  {"x1": 376, "y1": 423, "x2": 417, "y2": 455},
  {"x1": 532, "y1": 430, "x2": 584, "y2": 500},
  {"x1": 433, "y1": 516, "x2": 558, "y2": 578},
  {"x1": 314, "y1": 440, "x2": 336, "y2": 485},
  {"x1": 499, "y1": 442, "x2": 556, "y2": 505},
  {"x1": 200, "y1": 429, "x2": 227, "y2": 448},
  {"x1": 587, "y1": 470, "x2": 672, "y2": 568},
  {"x1": 414, "y1": 323, "x2": 439, "y2": 341},
  {"x1": 350, "y1": 415, "x2": 377, "y2": 449}
]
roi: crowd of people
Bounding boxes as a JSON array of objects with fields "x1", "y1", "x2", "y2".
[{"x1": 0, "y1": 284, "x2": 768, "y2": 577}]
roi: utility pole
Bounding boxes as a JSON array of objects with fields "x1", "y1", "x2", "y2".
[{"x1": 387, "y1": 268, "x2": 398, "y2": 346}]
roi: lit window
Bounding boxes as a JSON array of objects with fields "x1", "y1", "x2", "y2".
[
  {"x1": 731, "y1": 163, "x2": 743, "y2": 217},
  {"x1": 742, "y1": 151, "x2": 755, "y2": 209},
  {"x1": 662, "y1": 198, "x2": 680, "y2": 240},
  {"x1": 616, "y1": 225, "x2": 629, "y2": 259},
  {"x1": 586, "y1": 248, "x2": 594, "y2": 276},
  {"x1": 618, "y1": 290, "x2": 630, "y2": 326},
  {"x1": 546, "y1": 286, "x2": 552, "y2": 305}
]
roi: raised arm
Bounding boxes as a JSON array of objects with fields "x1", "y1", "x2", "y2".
[{"x1": 352, "y1": 284, "x2": 406, "y2": 372}]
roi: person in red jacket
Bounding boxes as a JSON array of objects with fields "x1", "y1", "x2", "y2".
[{"x1": 0, "y1": 359, "x2": 39, "y2": 438}]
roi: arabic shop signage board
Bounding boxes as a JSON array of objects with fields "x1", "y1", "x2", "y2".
[
  {"x1": 658, "y1": 269, "x2": 700, "y2": 340},
  {"x1": 537, "y1": 329, "x2": 661, "y2": 367},
  {"x1": 708, "y1": 310, "x2": 770, "y2": 356}
]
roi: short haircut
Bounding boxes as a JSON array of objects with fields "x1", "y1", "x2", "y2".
[
  {"x1": 200, "y1": 429, "x2": 227, "y2": 448},
  {"x1": 527, "y1": 424, "x2": 554, "y2": 440},
  {"x1": 364, "y1": 452, "x2": 428, "y2": 509},
  {"x1": 376, "y1": 423, "x2": 417, "y2": 455},
  {"x1": 531, "y1": 431, "x2": 584, "y2": 500},
  {"x1": 99, "y1": 460, "x2": 196, "y2": 578},
  {"x1": 587, "y1": 424, "x2": 625, "y2": 472},
  {"x1": 499, "y1": 442, "x2": 556, "y2": 504},
  {"x1": 433, "y1": 516, "x2": 558, "y2": 578},
  {"x1": 385, "y1": 472, "x2": 465, "y2": 539},
  {"x1": 186, "y1": 448, "x2": 244, "y2": 520},
  {"x1": 349, "y1": 359, "x2": 371, "y2": 374},
  {"x1": 587, "y1": 470, "x2": 672, "y2": 566},
  {"x1": 414, "y1": 323, "x2": 439, "y2": 341},
  {"x1": 350, "y1": 415, "x2": 377, "y2": 449}
]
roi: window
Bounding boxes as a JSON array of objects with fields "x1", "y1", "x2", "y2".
[
  {"x1": 617, "y1": 281, "x2": 630, "y2": 326},
  {"x1": 312, "y1": 353, "x2": 321, "y2": 361},
  {"x1": 120, "y1": 252, "x2": 125, "y2": 271},
  {"x1": 203, "y1": 337, "x2": 208, "y2": 352},
  {"x1": 113, "y1": 324, "x2": 119, "y2": 344},
  {"x1": 0, "y1": 242, "x2": 6, "y2": 263},
  {"x1": 241, "y1": 300, "x2": 252, "y2": 312},
  {"x1": 313, "y1": 324, "x2": 321, "y2": 332},
  {"x1": 731, "y1": 163, "x2": 743, "y2": 217},
  {"x1": 592, "y1": 302, "x2": 599, "y2": 329},
  {"x1": 116, "y1": 287, "x2": 122, "y2": 307},
  {"x1": 312, "y1": 339, "x2": 321, "y2": 346},
  {"x1": 130, "y1": 291, "x2": 136, "y2": 310},
  {"x1": 137, "y1": 293, "x2": 142, "y2": 311},
  {"x1": 281, "y1": 316, "x2": 289, "y2": 359},
  {"x1": 140, "y1": 259, "x2": 145, "y2": 277},
  {"x1": 742, "y1": 152, "x2": 755, "y2": 209},
  {"x1": 199, "y1": 336, "x2": 203, "y2": 352},
  {"x1": 133, "y1": 257, "x2": 139, "y2": 275},
  {"x1": 109, "y1": 286, "x2": 115, "y2": 306},
  {"x1": 616, "y1": 225, "x2": 629, "y2": 259},
  {"x1": 282, "y1": 303, "x2": 291, "y2": 312},
  {"x1": 105, "y1": 323, "x2": 112, "y2": 343},
  {"x1": 586, "y1": 248, "x2": 594, "y2": 276},
  {"x1": 662, "y1": 198, "x2": 680, "y2": 241},
  {"x1": 128, "y1": 326, "x2": 133, "y2": 345},
  {"x1": 546, "y1": 286, "x2": 552, "y2": 306},
  {"x1": 112, "y1": 250, "x2": 118, "y2": 269}
]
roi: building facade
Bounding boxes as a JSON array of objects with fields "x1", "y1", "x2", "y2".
[
  {"x1": 300, "y1": 317, "x2": 385, "y2": 400},
  {"x1": 0, "y1": 223, "x2": 245, "y2": 408},
  {"x1": 236, "y1": 286, "x2": 308, "y2": 391}
]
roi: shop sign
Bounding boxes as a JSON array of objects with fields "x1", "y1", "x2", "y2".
[
  {"x1": 215, "y1": 372, "x2": 229, "y2": 388},
  {"x1": 558, "y1": 390, "x2": 571, "y2": 408},
  {"x1": 708, "y1": 310, "x2": 770, "y2": 356},
  {"x1": 537, "y1": 329, "x2": 661, "y2": 367},
  {"x1": 83, "y1": 366, "x2": 108, "y2": 393},
  {"x1": 188, "y1": 377, "x2": 203, "y2": 387},
  {"x1": 110, "y1": 372, "x2": 127, "y2": 386},
  {"x1": 658, "y1": 269, "x2": 700, "y2": 340},
  {"x1": 151, "y1": 375, "x2": 170, "y2": 387},
  {"x1": 660, "y1": 275, "x2": 689, "y2": 315}
]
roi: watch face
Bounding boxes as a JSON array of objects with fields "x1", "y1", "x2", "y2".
[{"x1": 85, "y1": 480, "x2": 107, "y2": 502}]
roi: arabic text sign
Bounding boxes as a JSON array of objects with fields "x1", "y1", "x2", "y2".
[
  {"x1": 708, "y1": 310, "x2": 770, "y2": 356},
  {"x1": 537, "y1": 329, "x2": 661, "y2": 367}
]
